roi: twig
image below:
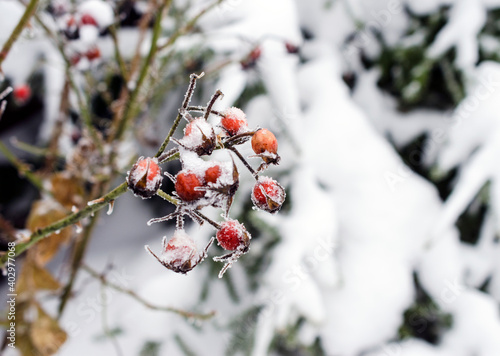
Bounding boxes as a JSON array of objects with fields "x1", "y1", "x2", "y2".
[
  {"x1": 227, "y1": 146, "x2": 257, "y2": 177},
  {"x1": 58, "y1": 211, "x2": 101, "y2": 318},
  {"x1": 0, "y1": 0, "x2": 40, "y2": 71},
  {"x1": 82, "y1": 264, "x2": 217, "y2": 320},
  {"x1": 0, "y1": 141, "x2": 46, "y2": 192},
  {"x1": 114, "y1": 0, "x2": 172, "y2": 141},
  {"x1": 154, "y1": 72, "x2": 204, "y2": 158}
]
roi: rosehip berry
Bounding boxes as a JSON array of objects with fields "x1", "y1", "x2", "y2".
[
  {"x1": 80, "y1": 13, "x2": 98, "y2": 26},
  {"x1": 175, "y1": 171, "x2": 205, "y2": 202},
  {"x1": 285, "y1": 42, "x2": 300, "y2": 54},
  {"x1": 205, "y1": 165, "x2": 221, "y2": 184},
  {"x1": 13, "y1": 84, "x2": 31, "y2": 103},
  {"x1": 216, "y1": 219, "x2": 251, "y2": 251},
  {"x1": 145, "y1": 230, "x2": 200, "y2": 274},
  {"x1": 127, "y1": 157, "x2": 163, "y2": 199},
  {"x1": 251, "y1": 176, "x2": 286, "y2": 214},
  {"x1": 251, "y1": 128, "x2": 278, "y2": 155},
  {"x1": 85, "y1": 46, "x2": 101, "y2": 61},
  {"x1": 162, "y1": 230, "x2": 197, "y2": 272},
  {"x1": 241, "y1": 46, "x2": 262, "y2": 69},
  {"x1": 181, "y1": 118, "x2": 216, "y2": 156},
  {"x1": 221, "y1": 107, "x2": 248, "y2": 136}
]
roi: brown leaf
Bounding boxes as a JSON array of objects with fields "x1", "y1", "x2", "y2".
[
  {"x1": 26, "y1": 200, "x2": 72, "y2": 266},
  {"x1": 50, "y1": 172, "x2": 85, "y2": 209},
  {"x1": 30, "y1": 305, "x2": 67, "y2": 356},
  {"x1": 17, "y1": 259, "x2": 60, "y2": 295}
]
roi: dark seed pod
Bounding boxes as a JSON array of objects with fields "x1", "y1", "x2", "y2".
[{"x1": 126, "y1": 157, "x2": 163, "y2": 199}]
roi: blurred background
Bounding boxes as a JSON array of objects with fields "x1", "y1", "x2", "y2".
[{"x1": 1, "y1": 0, "x2": 500, "y2": 355}]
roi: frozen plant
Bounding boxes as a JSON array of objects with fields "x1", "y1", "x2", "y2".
[{"x1": 123, "y1": 72, "x2": 287, "y2": 277}]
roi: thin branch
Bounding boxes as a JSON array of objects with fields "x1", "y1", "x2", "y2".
[
  {"x1": 114, "y1": 0, "x2": 172, "y2": 141},
  {"x1": 82, "y1": 264, "x2": 216, "y2": 320},
  {"x1": 0, "y1": 0, "x2": 40, "y2": 71},
  {"x1": 227, "y1": 146, "x2": 257, "y2": 177},
  {"x1": 0, "y1": 141, "x2": 46, "y2": 192}
]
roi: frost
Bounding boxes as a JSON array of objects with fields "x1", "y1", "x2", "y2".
[{"x1": 78, "y1": 0, "x2": 114, "y2": 29}]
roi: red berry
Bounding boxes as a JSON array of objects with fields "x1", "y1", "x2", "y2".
[
  {"x1": 285, "y1": 42, "x2": 299, "y2": 54},
  {"x1": 251, "y1": 129, "x2": 278, "y2": 155},
  {"x1": 13, "y1": 85, "x2": 31, "y2": 103},
  {"x1": 175, "y1": 171, "x2": 205, "y2": 202},
  {"x1": 205, "y1": 165, "x2": 221, "y2": 184},
  {"x1": 85, "y1": 47, "x2": 101, "y2": 61},
  {"x1": 241, "y1": 46, "x2": 262, "y2": 69},
  {"x1": 251, "y1": 176, "x2": 286, "y2": 214},
  {"x1": 221, "y1": 107, "x2": 248, "y2": 136},
  {"x1": 163, "y1": 230, "x2": 197, "y2": 270},
  {"x1": 127, "y1": 157, "x2": 163, "y2": 199},
  {"x1": 70, "y1": 54, "x2": 81, "y2": 66},
  {"x1": 216, "y1": 220, "x2": 251, "y2": 251},
  {"x1": 80, "y1": 13, "x2": 98, "y2": 26}
]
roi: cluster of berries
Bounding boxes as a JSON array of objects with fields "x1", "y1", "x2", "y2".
[
  {"x1": 48, "y1": 0, "x2": 114, "y2": 67},
  {"x1": 126, "y1": 73, "x2": 286, "y2": 277}
]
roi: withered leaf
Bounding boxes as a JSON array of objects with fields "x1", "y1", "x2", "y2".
[
  {"x1": 26, "y1": 200, "x2": 72, "y2": 266},
  {"x1": 29, "y1": 305, "x2": 67, "y2": 356}
]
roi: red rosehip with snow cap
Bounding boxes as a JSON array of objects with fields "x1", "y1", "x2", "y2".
[
  {"x1": 178, "y1": 118, "x2": 216, "y2": 156},
  {"x1": 127, "y1": 157, "x2": 163, "y2": 199},
  {"x1": 145, "y1": 230, "x2": 200, "y2": 274},
  {"x1": 175, "y1": 171, "x2": 205, "y2": 202},
  {"x1": 216, "y1": 219, "x2": 251, "y2": 251},
  {"x1": 252, "y1": 176, "x2": 286, "y2": 214},
  {"x1": 80, "y1": 13, "x2": 98, "y2": 26},
  {"x1": 221, "y1": 107, "x2": 249, "y2": 136},
  {"x1": 85, "y1": 46, "x2": 101, "y2": 61},
  {"x1": 13, "y1": 84, "x2": 31, "y2": 104}
]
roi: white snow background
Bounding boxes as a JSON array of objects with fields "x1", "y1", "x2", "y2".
[{"x1": 1, "y1": 0, "x2": 500, "y2": 355}]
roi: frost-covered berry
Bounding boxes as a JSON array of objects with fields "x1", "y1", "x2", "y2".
[
  {"x1": 285, "y1": 42, "x2": 299, "y2": 54},
  {"x1": 179, "y1": 118, "x2": 216, "y2": 156},
  {"x1": 162, "y1": 230, "x2": 198, "y2": 272},
  {"x1": 221, "y1": 107, "x2": 248, "y2": 136},
  {"x1": 175, "y1": 171, "x2": 205, "y2": 202},
  {"x1": 85, "y1": 46, "x2": 101, "y2": 61},
  {"x1": 252, "y1": 129, "x2": 277, "y2": 155},
  {"x1": 145, "y1": 230, "x2": 199, "y2": 274},
  {"x1": 216, "y1": 220, "x2": 251, "y2": 251},
  {"x1": 13, "y1": 84, "x2": 31, "y2": 103},
  {"x1": 241, "y1": 46, "x2": 262, "y2": 70},
  {"x1": 80, "y1": 13, "x2": 98, "y2": 26},
  {"x1": 127, "y1": 157, "x2": 163, "y2": 199},
  {"x1": 205, "y1": 165, "x2": 221, "y2": 184},
  {"x1": 251, "y1": 176, "x2": 286, "y2": 214}
]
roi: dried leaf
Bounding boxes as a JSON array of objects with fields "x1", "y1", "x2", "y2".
[
  {"x1": 17, "y1": 259, "x2": 60, "y2": 294},
  {"x1": 26, "y1": 200, "x2": 72, "y2": 266},
  {"x1": 50, "y1": 172, "x2": 85, "y2": 209},
  {"x1": 30, "y1": 305, "x2": 67, "y2": 356}
]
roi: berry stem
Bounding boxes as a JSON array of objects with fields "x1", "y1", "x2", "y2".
[
  {"x1": 204, "y1": 90, "x2": 223, "y2": 120},
  {"x1": 156, "y1": 189, "x2": 180, "y2": 205},
  {"x1": 194, "y1": 211, "x2": 222, "y2": 230},
  {"x1": 228, "y1": 146, "x2": 258, "y2": 178},
  {"x1": 186, "y1": 106, "x2": 224, "y2": 117},
  {"x1": 155, "y1": 72, "x2": 205, "y2": 158},
  {"x1": 158, "y1": 147, "x2": 180, "y2": 163}
]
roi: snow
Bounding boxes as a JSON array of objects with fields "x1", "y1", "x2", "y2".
[{"x1": 4, "y1": 0, "x2": 500, "y2": 355}]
